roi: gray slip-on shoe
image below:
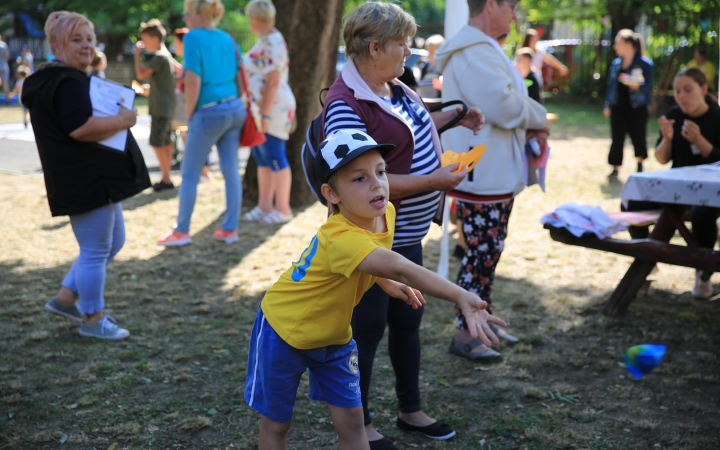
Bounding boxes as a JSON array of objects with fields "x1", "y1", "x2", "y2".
[
  {"x1": 448, "y1": 337, "x2": 501, "y2": 361},
  {"x1": 489, "y1": 323, "x2": 520, "y2": 345},
  {"x1": 45, "y1": 298, "x2": 83, "y2": 323}
]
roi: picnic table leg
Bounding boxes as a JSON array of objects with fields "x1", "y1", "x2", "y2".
[
  {"x1": 604, "y1": 260, "x2": 656, "y2": 316},
  {"x1": 603, "y1": 205, "x2": 684, "y2": 316}
]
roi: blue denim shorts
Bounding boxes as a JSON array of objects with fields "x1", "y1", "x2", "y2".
[
  {"x1": 244, "y1": 307, "x2": 361, "y2": 423},
  {"x1": 251, "y1": 134, "x2": 289, "y2": 171}
]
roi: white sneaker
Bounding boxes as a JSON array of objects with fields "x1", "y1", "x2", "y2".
[
  {"x1": 79, "y1": 315, "x2": 130, "y2": 340},
  {"x1": 692, "y1": 271, "x2": 713, "y2": 299}
]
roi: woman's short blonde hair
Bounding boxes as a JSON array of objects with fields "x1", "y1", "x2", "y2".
[
  {"x1": 184, "y1": 0, "x2": 225, "y2": 26},
  {"x1": 343, "y1": 2, "x2": 417, "y2": 60},
  {"x1": 44, "y1": 11, "x2": 96, "y2": 55},
  {"x1": 245, "y1": 0, "x2": 276, "y2": 26},
  {"x1": 424, "y1": 34, "x2": 445, "y2": 49}
]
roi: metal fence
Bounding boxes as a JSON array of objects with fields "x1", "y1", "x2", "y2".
[{"x1": 531, "y1": 38, "x2": 718, "y2": 104}]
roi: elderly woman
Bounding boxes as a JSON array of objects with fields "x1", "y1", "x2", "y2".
[
  {"x1": 241, "y1": 0, "x2": 296, "y2": 225},
  {"x1": 322, "y1": 3, "x2": 484, "y2": 449},
  {"x1": 157, "y1": 0, "x2": 247, "y2": 246},
  {"x1": 23, "y1": 11, "x2": 150, "y2": 339}
]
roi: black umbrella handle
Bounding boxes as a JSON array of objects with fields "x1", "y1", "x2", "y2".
[{"x1": 430, "y1": 100, "x2": 468, "y2": 134}]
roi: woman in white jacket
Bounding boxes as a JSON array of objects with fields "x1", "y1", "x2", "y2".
[{"x1": 435, "y1": 0, "x2": 548, "y2": 361}]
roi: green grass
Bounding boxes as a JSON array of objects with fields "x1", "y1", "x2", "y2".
[
  {"x1": 2, "y1": 99, "x2": 720, "y2": 449},
  {"x1": 544, "y1": 96, "x2": 661, "y2": 137}
]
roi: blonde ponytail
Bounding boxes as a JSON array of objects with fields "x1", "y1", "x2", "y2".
[{"x1": 184, "y1": 0, "x2": 225, "y2": 25}]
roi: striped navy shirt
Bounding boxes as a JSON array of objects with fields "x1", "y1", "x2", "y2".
[{"x1": 324, "y1": 91, "x2": 441, "y2": 249}]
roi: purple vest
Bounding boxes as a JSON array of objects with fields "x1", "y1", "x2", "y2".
[{"x1": 321, "y1": 73, "x2": 438, "y2": 219}]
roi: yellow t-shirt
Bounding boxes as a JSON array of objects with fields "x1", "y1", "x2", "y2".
[
  {"x1": 261, "y1": 204, "x2": 396, "y2": 350},
  {"x1": 687, "y1": 60, "x2": 717, "y2": 89}
]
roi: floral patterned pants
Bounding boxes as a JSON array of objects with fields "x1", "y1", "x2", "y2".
[{"x1": 454, "y1": 199, "x2": 514, "y2": 330}]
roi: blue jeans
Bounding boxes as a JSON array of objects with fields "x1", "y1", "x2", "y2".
[
  {"x1": 62, "y1": 202, "x2": 125, "y2": 315},
  {"x1": 176, "y1": 98, "x2": 246, "y2": 233}
]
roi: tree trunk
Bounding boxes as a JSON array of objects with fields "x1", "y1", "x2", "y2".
[
  {"x1": 608, "y1": 0, "x2": 642, "y2": 39},
  {"x1": 243, "y1": 0, "x2": 345, "y2": 207}
]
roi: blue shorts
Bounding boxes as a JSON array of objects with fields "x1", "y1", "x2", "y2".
[
  {"x1": 244, "y1": 307, "x2": 361, "y2": 423},
  {"x1": 251, "y1": 134, "x2": 289, "y2": 171}
]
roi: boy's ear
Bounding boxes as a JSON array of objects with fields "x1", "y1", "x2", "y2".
[{"x1": 320, "y1": 183, "x2": 340, "y2": 208}]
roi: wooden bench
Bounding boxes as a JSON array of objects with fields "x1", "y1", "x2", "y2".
[{"x1": 545, "y1": 203, "x2": 720, "y2": 316}]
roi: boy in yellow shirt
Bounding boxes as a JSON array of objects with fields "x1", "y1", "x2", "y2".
[
  {"x1": 687, "y1": 47, "x2": 717, "y2": 91},
  {"x1": 245, "y1": 129, "x2": 505, "y2": 450}
]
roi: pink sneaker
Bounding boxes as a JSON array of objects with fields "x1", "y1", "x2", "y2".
[
  {"x1": 213, "y1": 229, "x2": 239, "y2": 244},
  {"x1": 157, "y1": 230, "x2": 192, "y2": 246}
]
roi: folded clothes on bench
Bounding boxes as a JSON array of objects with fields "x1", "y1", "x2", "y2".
[{"x1": 541, "y1": 203, "x2": 628, "y2": 239}]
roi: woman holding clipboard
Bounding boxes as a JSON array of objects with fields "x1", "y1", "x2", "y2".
[{"x1": 22, "y1": 11, "x2": 150, "y2": 340}]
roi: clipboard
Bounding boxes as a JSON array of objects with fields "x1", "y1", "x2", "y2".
[{"x1": 89, "y1": 76, "x2": 136, "y2": 151}]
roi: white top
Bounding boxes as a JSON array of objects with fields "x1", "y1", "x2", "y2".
[
  {"x1": 435, "y1": 25, "x2": 548, "y2": 198},
  {"x1": 245, "y1": 31, "x2": 296, "y2": 140},
  {"x1": 531, "y1": 45, "x2": 546, "y2": 73}
]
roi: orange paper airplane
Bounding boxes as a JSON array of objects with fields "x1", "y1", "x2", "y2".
[{"x1": 441, "y1": 144, "x2": 487, "y2": 172}]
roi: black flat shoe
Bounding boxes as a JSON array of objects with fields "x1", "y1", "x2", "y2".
[
  {"x1": 369, "y1": 437, "x2": 398, "y2": 450},
  {"x1": 396, "y1": 417, "x2": 456, "y2": 440},
  {"x1": 453, "y1": 244, "x2": 466, "y2": 259},
  {"x1": 152, "y1": 181, "x2": 175, "y2": 192}
]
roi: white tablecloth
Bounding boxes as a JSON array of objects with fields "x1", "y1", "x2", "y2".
[{"x1": 622, "y1": 164, "x2": 720, "y2": 208}]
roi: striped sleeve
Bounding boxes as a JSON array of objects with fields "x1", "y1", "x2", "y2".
[{"x1": 324, "y1": 101, "x2": 367, "y2": 136}]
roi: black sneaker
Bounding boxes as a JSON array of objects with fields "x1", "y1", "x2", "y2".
[
  {"x1": 637, "y1": 162, "x2": 643, "y2": 173},
  {"x1": 152, "y1": 181, "x2": 175, "y2": 192},
  {"x1": 608, "y1": 170, "x2": 619, "y2": 181}
]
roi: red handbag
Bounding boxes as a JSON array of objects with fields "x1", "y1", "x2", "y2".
[{"x1": 235, "y1": 46, "x2": 266, "y2": 148}]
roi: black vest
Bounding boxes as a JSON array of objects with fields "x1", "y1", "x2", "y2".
[{"x1": 22, "y1": 64, "x2": 151, "y2": 216}]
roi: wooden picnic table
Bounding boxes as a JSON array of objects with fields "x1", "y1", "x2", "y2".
[{"x1": 546, "y1": 165, "x2": 720, "y2": 316}]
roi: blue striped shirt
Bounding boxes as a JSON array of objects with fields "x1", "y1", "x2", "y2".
[{"x1": 324, "y1": 93, "x2": 441, "y2": 248}]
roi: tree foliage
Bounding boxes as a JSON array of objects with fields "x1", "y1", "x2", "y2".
[{"x1": 523, "y1": 0, "x2": 720, "y2": 43}]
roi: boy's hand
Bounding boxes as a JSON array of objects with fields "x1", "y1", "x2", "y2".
[
  {"x1": 376, "y1": 278, "x2": 426, "y2": 309},
  {"x1": 458, "y1": 292, "x2": 507, "y2": 346},
  {"x1": 134, "y1": 41, "x2": 145, "y2": 56}
]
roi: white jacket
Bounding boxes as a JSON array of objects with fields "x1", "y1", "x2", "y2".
[{"x1": 436, "y1": 25, "x2": 548, "y2": 199}]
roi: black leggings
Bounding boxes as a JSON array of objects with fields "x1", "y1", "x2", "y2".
[
  {"x1": 351, "y1": 246, "x2": 424, "y2": 426},
  {"x1": 609, "y1": 103, "x2": 648, "y2": 166}
]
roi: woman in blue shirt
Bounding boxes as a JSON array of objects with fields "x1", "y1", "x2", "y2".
[
  {"x1": 603, "y1": 29, "x2": 653, "y2": 181},
  {"x1": 158, "y1": 0, "x2": 247, "y2": 246}
]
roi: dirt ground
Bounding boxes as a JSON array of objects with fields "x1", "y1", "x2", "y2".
[{"x1": 1, "y1": 112, "x2": 718, "y2": 450}]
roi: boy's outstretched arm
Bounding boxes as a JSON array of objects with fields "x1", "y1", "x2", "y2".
[
  {"x1": 358, "y1": 248, "x2": 507, "y2": 346},
  {"x1": 375, "y1": 278, "x2": 426, "y2": 309}
]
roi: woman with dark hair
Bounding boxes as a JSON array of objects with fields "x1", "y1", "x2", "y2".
[
  {"x1": 655, "y1": 67, "x2": 720, "y2": 297},
  {"x1": 522, "y1": 28, "x2": 568, "y2": 87},
  {"x1": 603, "y1": 29, "x2": 653, "y2": 181}
]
